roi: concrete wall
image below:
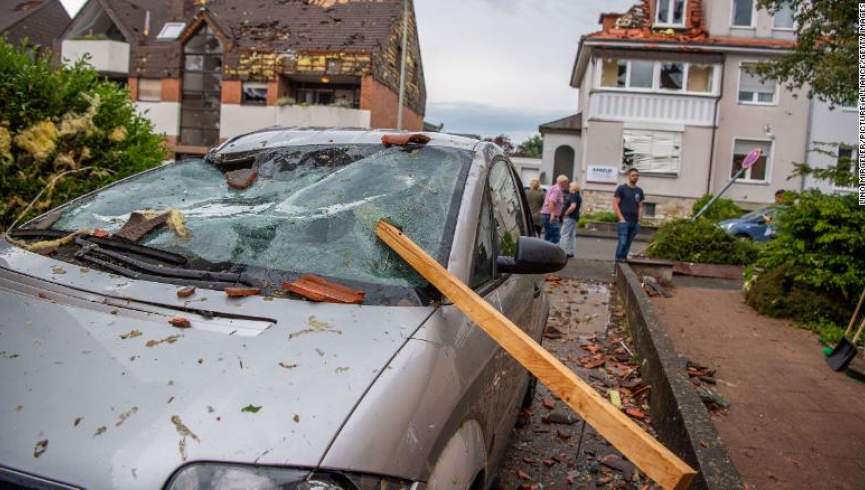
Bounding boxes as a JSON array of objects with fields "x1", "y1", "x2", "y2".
[
  {"x1": 61, "y1": 40, "x2": 130, "y2": 75},
  {"x1": 219, "y1": 104, "x2": 372, "y2": 139},
  {"x1": 511, "y1": 157, "x2": 542, "y2": 186},
  {"x1": 711, "y1": 54, "x2": 809, "y2": 204},
  {"x1": 134, "y1": 102, "x2": 180, "y2": 137},
  {"x1": 540, "y1": 133, "x2": 581, "y2": 185},
  {"x1": 805, "y1": 100, "x2": 858, "y2": 193}
]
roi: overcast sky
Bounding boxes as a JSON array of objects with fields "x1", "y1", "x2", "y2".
[{"x1": 59, "y1": 0, "x2": 633, "y2": 144}]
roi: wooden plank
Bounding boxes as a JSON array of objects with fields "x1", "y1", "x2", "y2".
[{"x1": 375, "y1": 220, "x2": 697, "y2": 490}]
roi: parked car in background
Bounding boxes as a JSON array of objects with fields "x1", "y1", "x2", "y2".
[
  {"x1": 0, "y1": 129, "x2": 565, "y2": 489},
  {"x1": 718, "y1": 207, "x2": 778, "y2": 241}
]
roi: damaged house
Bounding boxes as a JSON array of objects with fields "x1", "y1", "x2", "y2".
[
  {"x1": 1, "y1": 0, "x2": 70, "y2": 52},
  {"x1": 59, "y1": 0, "x2": 427, "y2": 155},
  {"x1": 544, "y1": 0, "x2": 855, "y2": 219}
]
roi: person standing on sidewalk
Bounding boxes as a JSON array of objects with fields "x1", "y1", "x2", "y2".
[
  {"x1": 541, "y1": 175, "x2": 568, "y2": 243},
  {"x1": 612, "y1": 168, "x2": 644, "y2": 262},
  {"x1": 526, "y1": 178, "x2": 546, "y2": 236},
  {"x1": 558, "y1": 182, "x2": 582, "y2": 258}
]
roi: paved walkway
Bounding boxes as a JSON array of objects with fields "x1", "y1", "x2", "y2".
[{"x1": 653, "y1": 287, "x2": 865, "y2": 489}]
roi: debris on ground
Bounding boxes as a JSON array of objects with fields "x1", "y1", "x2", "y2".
[
  {"x1": 283, "y1": 274, "x2": 365, "y2": 304},
  {"x1": 115, "y1": 212, "x2": 168, "y2": 242},
  {"x1": 168, "y1": 317, "x2": 191, "y2": 329},
  {"x1": 224, "y1": 287, "x2": 260, "y2": 298},
  {"x1": 176, "y1": 286, "x2": 196, "y2": 298},
  {"x1": 225, "y1": 168, "x2": 258, "y2": 190},
  {"x1": 685, "y1": 359, "x2": 730, "y2": 412},
  {"x1": 641, "y1": 275, "x2": 672, "y2": 298}
]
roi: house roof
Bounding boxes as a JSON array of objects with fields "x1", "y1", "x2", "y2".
[
  {"x1": 89, "y1": 0, "x2": 403, "y2": 52},
  {"x1": 1, "y1": 0, "x2": 70, "y2": 43},
  {"x1": 539, "y1": 113, "x2": 582, "y2": 134}
]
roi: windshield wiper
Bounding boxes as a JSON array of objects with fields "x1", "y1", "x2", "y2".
[
  {"x1": 73, "y1": 238, "x2": 255, "y2": 289},
  {"x1": 8, "y1": 228, "x2": 188, "y2": 266}
]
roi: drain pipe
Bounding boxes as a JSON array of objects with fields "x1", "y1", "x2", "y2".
[
  {"x1": 705, "y1": 58, "x2": 725, "y2": 196},
  {"x1": 396, "y1": 0, "x2": 409, "y2": 130},
  {"x1": 800, "y1": 95, "x2": 814, "y2": 191}
]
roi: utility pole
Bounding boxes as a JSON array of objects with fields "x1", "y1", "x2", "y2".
[{"x1": 397, "y1": 0, "x2": 409, "y2": 130}]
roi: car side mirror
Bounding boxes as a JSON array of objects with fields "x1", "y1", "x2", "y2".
[{"x1": 497, "y1": 236, "x2": 567, "y2": 274}]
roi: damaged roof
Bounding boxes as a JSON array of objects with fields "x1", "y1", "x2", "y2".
[
  {"x1": 1, "y1": 0, "x2": 70, "y2": 47},
  {"x1": 89, "y1": 0, "x2": 403, "y2": 51}
]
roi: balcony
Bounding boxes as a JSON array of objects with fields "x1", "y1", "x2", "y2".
[
  {"x1": 588, "y1": 91, "x2": 717, "y2": 127},
  {"x1": 220, "y1": 104, "x2": 372, "y2": 140},
  {"x1": 61, "y1": 40, "x2": 130, "y2": 76}
]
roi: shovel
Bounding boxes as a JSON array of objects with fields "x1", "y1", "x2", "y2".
[
  {"x1": 825, "y1": 288, "x2": 865, "y2": 365},
  {"x1": 827, "y1": 317, "x2": 865, "y2": 372}
]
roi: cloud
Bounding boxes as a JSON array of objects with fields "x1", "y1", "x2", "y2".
[{"x1": 426, "y1": 101, "x2": 570, "y2": 143}]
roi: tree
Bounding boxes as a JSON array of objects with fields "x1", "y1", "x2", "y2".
[
  {"x1": 485, "y1": 134, "x2": 515, "y2": 155},
  {"x1": 751, "y1": 0, "x2": 856, "y2": 106},
  {"x1": 515, "y1": 134, "x2": 543, "y2": 158}
]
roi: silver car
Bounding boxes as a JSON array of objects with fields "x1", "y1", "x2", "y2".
[{"x1": 0, "y1": 130, "x2": 565, "y2": 489}]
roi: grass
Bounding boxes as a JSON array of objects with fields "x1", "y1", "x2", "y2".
[{"x1": 794, "y1": 319, "x2": 856, "y2": 347}]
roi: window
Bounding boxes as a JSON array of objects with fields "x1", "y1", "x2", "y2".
[
  {"x1": 687, "y1": 64, "x2": 714, "y2": 93},
  {"x1": 772, "y1": 1, "x2": 795, "y2": 29},
  {"x1": 242, "y1": 82, "x2": 268, "y2": 105},
  {"x1": 138, "y1": 78, "x2": 162, "y2": 102},
  {"x1": 643, "y1": 202, "x2": 657, "y2": 218},
  {"x1": 629, "y1": 60, "x2": 654, "y2": 88},
  {"x1": 622, "y1": 130, "x2": 682, "y2": 174},
  {"x1": 656, "y1": 0, "x2": 685, "y2": 26},
  {"x1": 325, "y1": 59, "x2": 341, "y2": 74},
  {"x1": 836, "y1": 145, "x2": 857, "y2": 189},
  {"x1": 738, "y1": 64, "x2": 777, "y2": 104},
  {"x1": 731, "y1": 139, "x2": 771, "y2": 182},
  {"x1": 601, "y1": 59, "x2": 627, "y2": 88},
  {"x1": 732, "y1": 0, "x2": 755, "y2": 26},
  {"x1": 488, "y1": 161, "x2": 526, "y2": 258},
  {"x1": 469, "y1": 193, "x2": 495, "y2": 289},
  {"x1": 157, "y1": 22, "x2": 186, "y2": 40},
  {"x1": 659, "y1": 63, "x2": 684, "y2": 90}
]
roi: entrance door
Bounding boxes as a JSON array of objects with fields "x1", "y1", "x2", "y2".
[
  {"x1": 180, "y1": 26, "x2": 222, "y2": 148},
  {"x1": 553, "y1": 145, "x2": 575, "y2": 180}
]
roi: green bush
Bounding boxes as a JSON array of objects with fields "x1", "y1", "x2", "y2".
[
  {"x1": 745, "y1": 190, "x2": 865, "y2": 321},
  {"x1": 691, "y1": 193, "x2": 744, "y2": 222},
  {"x1": 645, "y1": 218, "x2": 759, "y2": 265},
  {"x1": 0, "y1": 39, "x2": 165, "y2": 231},
  {"x1": 577, "y1": 210, "x2": 618, "y2": 228}
]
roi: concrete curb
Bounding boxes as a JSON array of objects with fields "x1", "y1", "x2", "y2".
[
  {"x1": 575, "y1": 228, "x2": 652, "y2": 243},
  {"x1": 615, "y1": 263, "x2": 744, "y2": 490}
]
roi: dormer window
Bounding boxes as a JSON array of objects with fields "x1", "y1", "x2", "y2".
[{"x1": 655, "y1": 0, "x2": 685, "y2": 27}]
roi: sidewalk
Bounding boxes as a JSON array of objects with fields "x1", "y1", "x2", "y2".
[{"x1": 652, "y1": 287, "x2": 865, "y2": 489}]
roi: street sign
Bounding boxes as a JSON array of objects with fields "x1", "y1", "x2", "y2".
[{"x1": 742, "y1": 148, "x2": 762, "y2": 169}]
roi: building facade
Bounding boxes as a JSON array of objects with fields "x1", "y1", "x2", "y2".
[
  {"x1": 59, "y1": 0, "x2": 426, "y2": 156},
  {"x1": 558, "y1": 0, "x2": 854, "y2": 221}
]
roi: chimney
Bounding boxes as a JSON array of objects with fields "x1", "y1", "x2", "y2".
[{"x1": 599, "y1": 13, "x2": 623, "y2": 32}]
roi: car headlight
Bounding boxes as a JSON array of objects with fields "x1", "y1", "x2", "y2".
[{"x1": 166, "y1": 463, "x2": 421, "y2": 490}]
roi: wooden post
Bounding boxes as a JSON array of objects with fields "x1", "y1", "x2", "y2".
[{"x1": 375, "y1": 220, "x2": 697, "y2": 490}]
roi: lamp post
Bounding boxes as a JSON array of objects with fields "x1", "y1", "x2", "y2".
[{"x1": 397, "y1": 0, "x2": 408, "y2": 130}]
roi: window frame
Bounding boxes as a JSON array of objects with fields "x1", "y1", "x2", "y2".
[
  {"x1": 771, "y1": 1, "x2": 795, "y2": 30},
  {"x1": 137, "y1": 78, "x2": 162, "y2": 102},
  {"x1": 595, "y1": 58, "x2": 718, "y2": 96},
  {"x1": 241, "y1": 81, "x2": 269, "y2": 106},
  {"x1": 730, "y1": 137, "x2": 774, "y2": 184},
  {"x1": 833, "y1": 144, "x2": 857, "y2": 191},
  {"x1": 730, "y1": 0, "x2": 757, "y2": 28},
  {"x1": 621, "y1": 129, "x2": 683, "y2": 176},
  {"x1": 737, "y1": 62, "x2": 779, "y2": 106},
  {"x1": 655, "y1": 0, "x2": 687, "y2": 28}
]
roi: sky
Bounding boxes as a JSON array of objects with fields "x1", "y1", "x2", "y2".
[{"x1": 59, "y1": 0, "x2": 634, "y2": 145}]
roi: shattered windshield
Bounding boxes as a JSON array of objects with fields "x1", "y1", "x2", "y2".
[{"x1": 50, "y1": 144, "x2": 472, "y2": 290}]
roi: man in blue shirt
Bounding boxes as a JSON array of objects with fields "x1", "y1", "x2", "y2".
[{"x1": 612, "y1": 168, "x2": 645, "y2": 262}]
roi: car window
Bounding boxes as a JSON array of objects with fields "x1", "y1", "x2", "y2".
[
  {"x1": 469, "y1": 192, "x2": 496, "y2": 289},
  {"x1": 488, "y1": 160, "x2": 526, "y2": 258},
  {"x1": 48, "y1": 144, "x2": 473, "y2": 290}
]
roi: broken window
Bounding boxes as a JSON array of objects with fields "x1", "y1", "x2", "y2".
[
  {"x1": 622, "y1": 130, "x2": 682, "y2": 174},
  {"x1": 731, "y1": 139, "x2": 771, "y2": 181},
  {"x1": 686, "y1": 64, "x2": 714, "y2": 93},
  {"x1": 52, "y1": 144, "x2": 473, "y2": 290},
  {"x1": 738, "y1": 64, "x2": 776, "y2": 104},
  {"x1": 659, "y1": 63, "x2": 684, "y2": 91},
  {"x1": 732, "y1": 0, "x2": 755, "y2": 27},
  {"x1": 138, "y1": 79, "x2": 162, "y2": 102},
  {"x1": 242, "y1": 82, "x2": 268, "y2": 105},
  {"x1": 470, "y1": 192, "x2": 495, "y2": 289},
  {"x1": 488, "y1": 161, "x2": 526, "y2": 258},
  {"x1": 656, "y1": 0, "x2": 685, "y2": 26},
  {"x1": 601, "y1": 59, "x2": 627, "y2": 88}
]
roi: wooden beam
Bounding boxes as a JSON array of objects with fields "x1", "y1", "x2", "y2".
[{"x1": 375, "y1": 220, "x2": 697, "y2": 490}]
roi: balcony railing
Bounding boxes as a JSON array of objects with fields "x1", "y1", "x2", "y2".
[
  {"x1": 588, "y1": 91, "x2": 717, "y2": 127},
  {"x1": 61, "y1": 40, "x2": 130, "y2": 75}
]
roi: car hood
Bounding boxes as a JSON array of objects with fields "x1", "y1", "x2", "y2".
[{"x1": 0, "y1": 244, "x2": 434, "y2": 489}]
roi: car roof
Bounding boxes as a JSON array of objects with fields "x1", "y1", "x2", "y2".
[{"x1": 210, "y1": 128, "x2": 483, "y2": 159}]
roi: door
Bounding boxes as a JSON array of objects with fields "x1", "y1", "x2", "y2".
[
  {"x1": 180, "y1": 26, "x2": 222, "y2": 148},
  {"x1": 553, "y1": 145, "x2": 575, "y2": 180}
]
